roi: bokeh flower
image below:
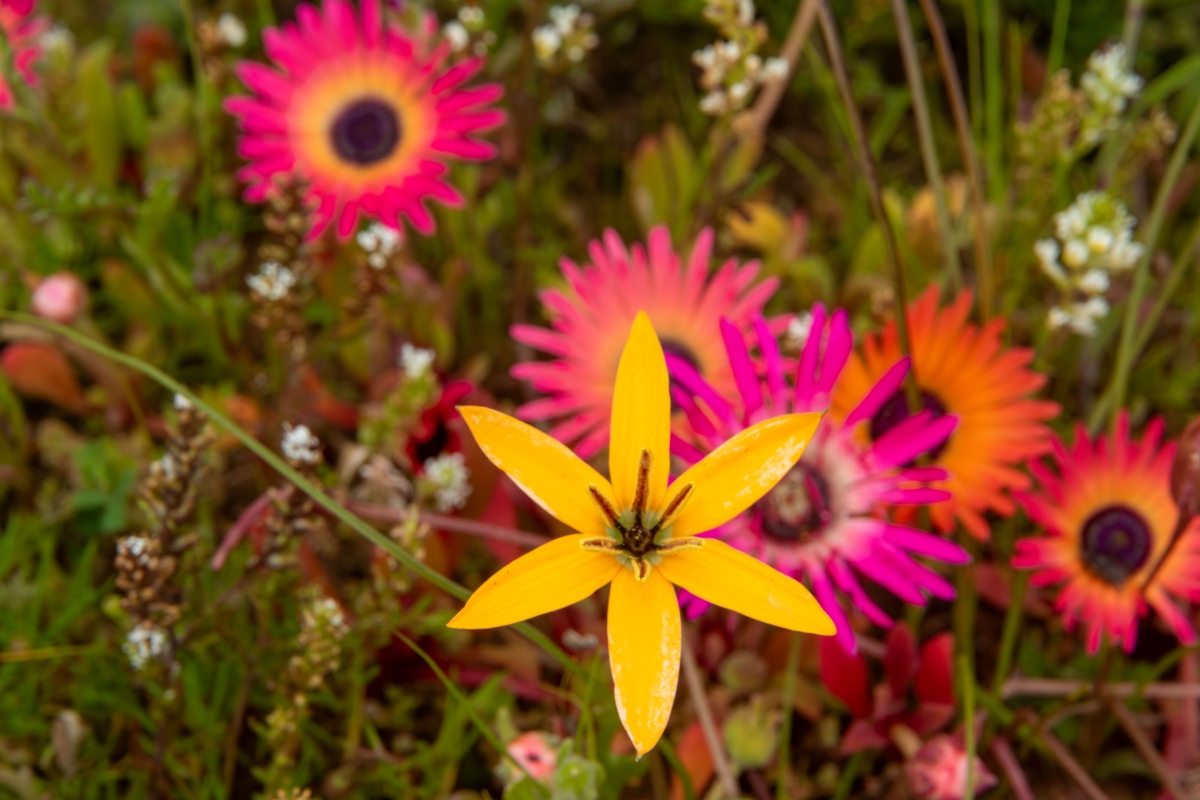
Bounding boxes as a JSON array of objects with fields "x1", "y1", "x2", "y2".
[
  {"x1": 1080, "y1": 43, "x2": 1143, "y2": 147},
  {"x1": 0, "y1": 0, "x2": 45, "y2": 109},
  {"x1": 31, "y1": 271, "x2": 88, "y2": 324},
  {"x1": 532, "y1": 4, "x2": 598, "y2": 68},
  {"x1": 905, "y1": 734, "x2": 998, "y2": 800},
  {"x1": 512, "y1": 225, "x2": 780, "y2": 457},
  {"x1": 832, "y1": 287, "x2": 1059, "y2": 540},
  {"x1": 694, "y1": 0, "x2": 788, "y2": 116},
  {"x1": 1013, "y1": 413, "x2": 1200, "y2": 653},
  {"x1": 506, "y1": 731, "x2": 558, "y2": 781},
  {"x1": 226, "y1": 0, "x2": 506, "y2": 238},
  {"x1": 450, "y1": 313, "x2": 833, "y2": 755},
  {"x1": 670, "y1": 306, "x2": 968, "y2": 652}
]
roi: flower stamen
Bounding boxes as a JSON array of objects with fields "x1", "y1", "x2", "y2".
[
  {"x1": 632, "y1": 449, "x2": 652, "y2": 517},
  {"x1": 588, "y1": 484, "x2": 621, "y2": 527},
  {"x1": 654, "y1": 483, "x2": 694, "y2": 533}
]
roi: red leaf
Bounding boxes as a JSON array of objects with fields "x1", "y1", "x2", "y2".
[
  {"x1": 884, "y1": 623, "x2": 918, "y2": 700},
  {"x1": 1, "y1": 343, "x2": 87, "y2": 413},
  {"x1": 820, "y1": 635, "x2": 871, "y2": 718},
  {"x1": 670, "y1": 721, "x2": 715, "y2": 800},
  {"x1": 915, "y1": 632, "x2": 956, "y2": 707}
]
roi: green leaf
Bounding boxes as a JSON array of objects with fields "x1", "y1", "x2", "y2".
[{"x1": 77, "y1": 40, "x2": 122, "y2": 189}]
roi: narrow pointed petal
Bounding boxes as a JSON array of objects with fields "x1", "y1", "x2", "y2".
[
  {"x1": 608, "y1": 568, "x2": 681, "y2": 757},
  {"x1": 448, "y1": 534, "x2": 620, "y2": 629},
  {"x1": 667, "y1": 413, "x2": 823, "y2": 537},
  {"x1": 610, "y1": 312, "x2": 671, "y2": 510},
  {"x1": 460, "y1": 406, "x2": 614, "y2": 536},
  {"x1": 657, "y1": 539, "x2": 835, "y2": 634}
]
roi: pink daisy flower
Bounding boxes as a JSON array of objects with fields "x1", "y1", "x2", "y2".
[
  {"x1": 0, "y1": 0, "x2": 44, "y2": 109},
  {"x1": 668, "y1": 304, "x2": 969, "y2": 653},
  {"x1": 1013, "y1": 413, "x2": 1200, "y2": 653},
  {"x1": 225, "y1": 0, "x2": 506, "y2": 239},
  {"x1": 511, "y1": 224, "x2": 780, "y2": 458}
]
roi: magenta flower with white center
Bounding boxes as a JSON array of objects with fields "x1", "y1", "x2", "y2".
[{"x1": 668, "y1": 304, "x2": 970, "y2": 653}]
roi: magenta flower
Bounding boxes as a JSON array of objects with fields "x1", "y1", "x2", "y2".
[{"x1": 668, "y1": 304, "x2": 969, "y2": 652}]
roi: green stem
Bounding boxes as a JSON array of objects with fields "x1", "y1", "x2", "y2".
[
  {"x1": 963, "y1": 0, "x2": 983, "y2": 145},
  {"x1": 659, "y1": 738, "x2": 697, "y2": 800},
  {"x1": 958, "y1": 654, "x2": 978, "y2": 799},
  {"x1": 831, "y1": 751, "x2": 866, "y2": 800},
  {"x1": 776, "y1": 631, "x2": 802, "y2": 800},
  {"x1": 991, "y1": 571, "x2": 1027, "y2": 699},
  {"x1": 178, "y1": 0, "x2": 214, "y2": 237},
  {"x1": 890, "y1": 0, "x2": 961, "y2": 290},
  {"x1": 0, "y1": 311, "x2": 585, "y2": 679},
  {"x1": 953, "y1": 532, "x2": 979, "y2": 668},
  {"x1": 1133, "y1": 217, "x2": 1200, "y2": 358},
  {"x1": 1099, "y1": 95, "x2": 1200, "y2": 431},
  {"x1": 1046, "y1": 0, "x2": 1071, "y2": 79},
  {"x1": 982, "y1": 0, "x2": 1003, "y2": 202},
  {"x1": 1122, "y1": 0, "x2": 1146, "y2": 62},
  {"x1": 396, "y1": 632, "x2": 546, "y2": 792}
]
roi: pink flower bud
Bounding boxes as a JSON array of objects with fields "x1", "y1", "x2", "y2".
[
  {"x1": 506, "y1": 731, "x2": 557, "y2": 781},
  {"x1": 31, "y1": 272, "x2": 88, "y2": 324},
  {"x1": 905, "y1": 734, "x2": 998, "y2": 800}
]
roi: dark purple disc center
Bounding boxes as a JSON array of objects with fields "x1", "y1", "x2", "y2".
[
  {"x1": 1080, "y1": 505, "x2": 1152, "y2": 586},
  {"x1": 870, "y1": 388, "x2": 952, "y2": 461},
  {"x1": 332, "y1": 98, "x2": 402, "y2": 166},
  {"x1": 757, "y1": 462, "x2": 833, "y2": 543}
]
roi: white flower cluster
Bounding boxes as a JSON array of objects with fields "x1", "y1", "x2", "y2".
[
  {"x1": 356, "y1": 222, "x2": 403, "y2": 269},
  {"x1": 1036, "y1": 191, "x2": 1144, "y2": 336},
  {"x1": 281, "y1": 423, "x2": 322, "y2": 465},
  {"x1": 304, "y1": 596, "x2": 348, "y2": 636},
  {"x1": 694, "y1": 0, "x2": 787, "y2": 116},
  {"x1": 1079, "y1": 44, "x2": 1143, "y2": 146},
  {"x1": 124, "y1": 622, "x2": 169, "y2": 671},
  {"x1": 215, "y1": 13, "x2": 247, "y2": 48},
  {"x1": 444, "y1": 5, "x2": 496, "y2": 57},
  {"x1": 400, "y1": 343, "x2": 436, "y2": 380},
  {"x1": 118, "y1": 535, "x2": 154, "y2": 568},
  {"x1": 246, "y1": 261, "x2": 297, "y2": 302},
  {"x1": 423, "y1": 452, "x2": 472, "y2": 512},
  {"x1": 533, "y1": 4, "x2": 598, "y2": 66}
]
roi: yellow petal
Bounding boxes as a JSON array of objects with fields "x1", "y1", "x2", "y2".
[
  {"x1": 608, "y1": 567, "x2": 681, "y2": 757},
  {"x1": 448, "y1": 534, "x2": 620, "y2": 629},
  {"x1": 459, "y1": 406, "x2": 614, "y2": 536},
  {"x1": 657, "y1": 539, "x2": 836, "y2": 634},
  {"x1": 667, "y1": 413, "x2": 822, "y2": 537},
  {"x1": 609, "y1": 312, "x2": 670, "y2": 511}
]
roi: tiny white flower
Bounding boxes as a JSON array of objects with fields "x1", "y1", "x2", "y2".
[
  {"x1": 443, "y1": 20, "x2": 470, "y2": 52},
  {"x1": 281, "y1": 423, "x2": 321, "y2": 465},
  {"x1": 1062, "y1": 239, "x2": 1089, "y2": 268},
  {"x1": 459, "y1": 5, "x2": 485, "y2": 26},
  {"x1": 118, "y1": 535, "x2": 154, "y2": 566},
  {"x1": 310, "y1": 596, "x2": 348, "y2": 633},
  {"x1": 246, "y1": 262, "x2": 297, "y2": 302},
  {"x1": 400, "y1": 343, "x2": 436, "y2": 380},
  {"x1": 693, "y1": 45, "x2": 717, "y2": 70},
  {"x1": 423, "y1": 452, "x2": 472, "y2": 512},
  {"x1": 216, "y1": 12, "x2": 247, "y2": 47},
  {"x1": 743, "y1": 54, "x2": 762, "y2": 75},
  {"x1": 1111, "y1": 239, "x2": 1144, "y2": 270},
  {"x1": 549, "y1": 4, "x2": 581, "y2": 35},
  {"x1": 532, "y1": 25, "x2": 562, "y2": 61},
  {"x1": 1048, "y1": 307, "x2": 1072, "y2": 330},
  {"x1": 736, "y1": 0, "x2": 756, "y2": 26},
  {"x1": 1035, "y1": 239, "x2": 1067, "y2": 284},
  {"x1": 762, "y1": 56, "x2": 789, "y2": 81},
  {"x1": 785, "y1": 312, "x2": 814, "y2": 348},
  {"x1": 173, "y1": 393, "x2": 193, "y2": 412},
  {"x1": 1078, "y1": 269, "x2": 1110, "y2": 294},
  {"x1": 566, "y1": 44, "x2": 585, "y2": 62},
  {"x1": 700, "y1": 90, "x2": 728, "y2": 115},
  {"x1": 39, "y1": 25, "x2": 73, "y2": 55},
  {"x1": 728, "y1": 80, "x2": 751, "y2": 105},
  {"x1": 1086, "y1": 225, "x2": 1114, "y2": 254},
  {"x1": 124, "y1": 623, "x2": 170, "y2": 671}
]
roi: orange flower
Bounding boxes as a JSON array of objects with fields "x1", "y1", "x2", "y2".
[{"x1": 832, "y1": 287, "x2": 1058, "y2": 539}]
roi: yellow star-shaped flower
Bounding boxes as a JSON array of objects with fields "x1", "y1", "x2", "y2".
[{"x1": 449, "y1": 312, "x2": 835, "y2": 756}]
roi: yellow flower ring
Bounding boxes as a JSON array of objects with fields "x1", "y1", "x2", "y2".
[{"x1": 449, "y1": 312, "x2": 834, "y2": 756}]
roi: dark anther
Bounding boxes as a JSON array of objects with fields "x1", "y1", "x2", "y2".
[
  {"x1": 655, "y1": 483, "x2": 693, "y2": 533},
  {"x1": 632, "y1": 449, "x2": 652, "y2": 517},
  {"x1": 589, "y1": 485, "x2": 622, "y2": 529}
]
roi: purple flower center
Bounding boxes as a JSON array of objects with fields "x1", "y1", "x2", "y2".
[
  {"x1": 870, "y1": 388, "x2": 951, "y2": 461},
  {"x1": 332, "y1": 98, "x2": 402, "y2": 166},
  {"x1": 1080, "y1": 505, "x2": 1152, "y2": 586},
  {"x1": 660, "y1": 337, "x2": 701, "y2": 372},
  {"x1": 757, "y1": 462, "x2": 832, "y2": 543}
]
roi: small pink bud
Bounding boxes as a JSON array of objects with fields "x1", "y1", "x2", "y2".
[
  {"x1": 905, "y1": 734, "x2": 998, "y2": 800},
  {"x1": 31, "y1": 272, "x2": 88, "y2": 324},
  {"x1": 506, "y1": 732, "x2": 557, "y2": 781}
]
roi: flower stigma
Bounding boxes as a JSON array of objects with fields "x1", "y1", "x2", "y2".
[{"x1": 579, "y1": 449, "x2": 701, "y2": 581}]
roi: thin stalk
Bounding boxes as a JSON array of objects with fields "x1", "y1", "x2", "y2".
[
  {"x1": 1005, "y1": 677, "x2": 1200, "y2": 700},
  {"x1": 890, "y1": 0, "x2": 962, "y2": 290},
  {"x1": 347, "y1": 501, "x2": 551, "y2": 549},
  {"x1": 815, "y1": 0, "x2": 917, "y2": 407},
  {"x1": 1122, "y1": 0, "x2": 1147, "y2": 62},
  {"x1": 740, "y1": 0, "x2": 820, "y2": 141},
  {"x1": 981, "y1": 0, "x2": 1003, "y2": 202},
  {"x1": 659, "y1": 737, "x2": 697, "y2": 800},
  {"x1": 991, "y1": 571, "x2": 1027, "y2": 697},
  {"x1": 963, "y1": 0, "x2": 983, "y2": 145},
  {"x1": 178, "y1": 0, "x2": 214, "y2": 237},
  {"x1": 952, "y1": 534, "x2": 978, "y2": 670},
  {"x1": 958, "y1": 654, "x2": 977, "y2": 799},
  {"x1": 1038, "y1": 728, "x2": 1112, "y2": 800},
  {"x1": 0, "y1": 311, "x2": 585, "y2": 680},
  {"x1": 1046, "y1": 0, "x2": 1071, "y2": 78},
  {"x1": 396, "y1": 632, "x2": 545, "y2": 791},
  {"x1": 917, "y1": 0, "x2": 993, "y2": 319},
  {"x1": 1101, "y1": 95, "x2": 1200, "y2": 430},
  {"x1": 0, "y1": 645, "x2": 100, "y2": 662},
  {"x1": 775, "y1": 631, "x2": 802, "y2": 800},
  {"x1": 1107, "y1": 697, "x2": 1187, "y2": 800},
  {"x1": 1134, "y1": 217, "x2": 1200, "y2": 357},
  {"x1": 989, "y1": 738, "x2": 1035, "y2": 800},
  {"x1": 830, "y1": 751, "x2": 866, "y2": 800},
  {"x1": 681, "y1": 636, "x2": 738, "y2": 798}
]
